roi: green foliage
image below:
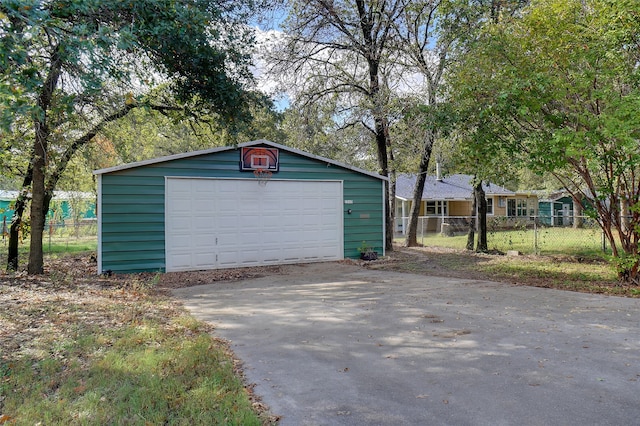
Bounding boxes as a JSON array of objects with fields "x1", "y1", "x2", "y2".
[
  {"x1": 97, "y1": 99, "x2": 285, "y2": 168},
  {"x1": 610, "y1": 252, "x2": 640, "y2": 282},
  {"x1": 397, "y1": 227, "x2": 607, "y2": 257},
  {"x1": 1, "y1": 0, "x2": 265, "y2": 272},
  {"x1": 357, "y1": 241, "x2": 373, "y2": 254},
  {"x1": 280, "y1": 103, "x2": 377, "y2": 170},
  {"x1": 1, "y1": 315, "x2": 264, "y2": 425},
  {"x1": 0, "y1": 0, "x2": 257, "y2": 126},
  {"x1": 446, "y1": 0, "x2": 640, "y2": 281}
]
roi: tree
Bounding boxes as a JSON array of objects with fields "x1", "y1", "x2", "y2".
[
  {"x1": 393, "y1": 0, "x2": 453, "y2": 247},
  {"x1": 448, "y1": 0, "x2": 640, "y2": 282},
  {"x1": 397, "y1": 0, "x2": 530, "y2": 247},
  {"x1": 280, "y1": 102, "x2": 378, "y2": 170},
  {"x1": 267, "y1": 0, "x2": 408, "y2": 251},
  {"x1": 1, "y1": 0, "x2": 261, "y2": 273},
  {"x1": 474, "y1": 179, "x2": 488, "y2": 252},
  {"x1": 102, "y1": 100, "x2": 285, "y2": 167}
]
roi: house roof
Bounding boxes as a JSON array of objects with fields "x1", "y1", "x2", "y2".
[
  {"x1": 0, "y1": 190, "x2": 17, "y2": 201},
  {"x1": 93, "y1": 139, "x2": 389, "y2": 181},
  {"x1": 395, "y1": 174, "x2": 515, "y2": 201},
  {"x1": 0, "y1": 190, "x2": 93, "y2": 201}
]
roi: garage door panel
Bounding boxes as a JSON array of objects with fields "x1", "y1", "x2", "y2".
[
  {"x1": 262, "y1": 248, "x2": 281, "y2": 262},
  {"x1": 282, "y1": 249, "x2": 301, "y2": 260},
  {"x1": 262, "y1": 215, "x2": 281, "y2": 228},
  {"x1": 218, "y1": 251, "x2": 241, "y2": 265},
  {"x1": 217, "y1": 217, "x2": 240, "y2": 229},
  {"x1": 166, "y1": 178, "x2": 343, "y2": 271},
  {"x1": 171, "y1": 234, "x2": 193, "y2": 248},
  {"x1": 168, "y1": 254, "x2": 192, "y2": 270},
  {"x1": 193, "y1": 253, "x2": 216, "y2": 267}
]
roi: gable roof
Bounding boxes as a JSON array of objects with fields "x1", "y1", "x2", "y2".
[
  {"x1": 395, "y1": 174, "x2": 515, "y2": 201},
  {"x1": 0, "y1": 190, "x2": 93, "y2": 201},
  {"x1": 93, "y1": 139, "x2": 388, "y2": 181}
]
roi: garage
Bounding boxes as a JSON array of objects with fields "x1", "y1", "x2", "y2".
[
  {"x1": 95, "y1": 139, "x2": 386, "y2": 274},
  {"x1": 165, "y1": 178, "x2": 343, "y2": 271}
]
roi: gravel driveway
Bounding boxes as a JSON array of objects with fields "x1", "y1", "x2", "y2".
[{"x1": 173, "y1": 262, "x2": 640, "y2": 426}]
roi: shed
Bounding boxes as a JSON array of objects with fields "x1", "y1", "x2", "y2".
[
  {"x1": 0, "y1": 190, "x2": 95, "y2": 224},
  {"x1": 94, "y1": 140, "x2": 387, "y2": 273},
  {"x1": 537, "y1": 192, "x2": 581, "y2": 226}
]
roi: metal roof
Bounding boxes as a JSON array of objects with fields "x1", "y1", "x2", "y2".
[
  {"x1": 395, "y1": 174, "x2": 515, "y2": 201},
  {"x1": 93, "y1": 139, "x2": 388, "y2": 181},
  {"x1": 0, "y1": 190, "x2": 93, "y2": 201}
]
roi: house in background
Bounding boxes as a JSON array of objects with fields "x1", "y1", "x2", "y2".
[
  {"x1": 0, "y1": 190, "x2": 96, "y2": 230},
  {"x1": 537, "y1": 191, "x2": 587, "y2": 226},
  {"x1": 395, "y1": 173, "x2": 538, "y2": 234}
]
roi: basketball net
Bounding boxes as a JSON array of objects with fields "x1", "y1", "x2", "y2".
[{"x1": 253, "y1": 168, "x2": 272, "y2": 186}]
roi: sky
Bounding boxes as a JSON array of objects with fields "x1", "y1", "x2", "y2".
[{"x1": 252, "y1": 27, "x2": 291, "y2": 111}]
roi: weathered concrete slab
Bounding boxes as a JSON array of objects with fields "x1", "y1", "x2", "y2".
[{"x1": 174, "y1": 262, "x2": 640, "y2": 426}]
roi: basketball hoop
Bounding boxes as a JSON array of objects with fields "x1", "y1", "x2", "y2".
[{"x1": 253, "y1": 168, "x2": 272, "y2": 186}]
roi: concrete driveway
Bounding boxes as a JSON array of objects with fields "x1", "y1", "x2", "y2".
[{"x1": 173, "y1": 262, "x2": 640, "y2": 426}]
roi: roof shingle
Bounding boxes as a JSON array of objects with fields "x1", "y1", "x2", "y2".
[{"x1": 395, "y1": 174, "x2": 515, "y2": 201}]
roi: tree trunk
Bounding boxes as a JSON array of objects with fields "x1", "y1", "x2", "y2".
[
  {"x1": 28, "y1": 129, "x2": 47, "y2": 275},
  {"x1": 620, "y1": 197, "x2": 630, "y2": 235},
  {"x1": 374, "y1": 115, "x2": 393, "y2": 252},
  {"x1": 466, "y1": 188, "x2": 477, "y2": 251},
  {"x1": 7, "y1": 100, "x2": 136, "y2": 272},
  {"x1": 7, "y1": 194, "x2": 28, "y2": 272},
  {"x1": 369, "y1": 59, "x2": 394, "y2": 251},
  {"x1": 385, "y1": 120, "x2": 396, "y2": 252},
  {"x1": 7, "y1": 165, "x2": 34, "y2": 271},
  {"x1": 387, "y1": 170, "x2": 397, "y2": 250},
  {"x1": 27, "y1": 46, "x2": 62, "y2": 275},
  {"x1": 475, "y1": 181, "x2": 488, "y2": 253},
  {"x1": 572, "y1": 196, "x2": 583, "y2": 229},
  {"x1": 405, "y1": 130, "x2": 434, "y2": 247},
  {"x1": 7, "y1": 215, "x2": 22, "y2": 272}
]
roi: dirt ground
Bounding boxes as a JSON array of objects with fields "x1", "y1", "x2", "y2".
[
  {"x1": 124, "y1": 247, "x2": 513, "y2": 291},
  {"x1": 0, "y1": 245, "x2": 626, "y2": 293},
  {"x1": 0, "y1": 245, "x2": 632, "y2": 360},
  {"x1": 371, "y1": 246, "x2": 633, "y2": 294}
]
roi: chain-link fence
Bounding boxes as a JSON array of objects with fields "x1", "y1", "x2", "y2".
[
  {"x1": 397, "y1": 215, "x2": 607, "y2": 256},
  {"x1": 1, "y1": 219, "x2": 97, "y2": 253}
]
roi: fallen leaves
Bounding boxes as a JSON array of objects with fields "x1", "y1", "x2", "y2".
[
  {"x1": 0, "y1": 254, "x2": 282, "y2": 425},
  {"x1": 0, "y1": 254, "x2": 291, "y2": 363}
]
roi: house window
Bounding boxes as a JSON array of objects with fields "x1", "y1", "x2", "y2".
[
  {"x1": 486, "y1": 198, "x2": 494, "y2": 215},
  {"x1": 498, "y1": 196, "x2": 506, "y2": 207},
  {"x1": 426, "y1": 201, "x2": 447, "y2": 215},
  {"x1": 517, "y1": 199, "x2": 527, "y2": 217},
  {"x1": 508, "y1": 198, "x2": 529, "y2": 217}
]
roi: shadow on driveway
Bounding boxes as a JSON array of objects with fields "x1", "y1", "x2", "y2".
[{"x1": 174, "y1": 262, "x2": 640, "y2": 426}]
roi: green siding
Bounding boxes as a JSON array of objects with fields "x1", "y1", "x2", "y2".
[
  {"x1": 1, "y1": 199, "x2": 96, "y2": 223},
  {"x1": 0, "y1": 200, "x2": 11, "y2": 223},
  {"x1": 99, "y1": 145, "x2": 385, "y2": 273}
]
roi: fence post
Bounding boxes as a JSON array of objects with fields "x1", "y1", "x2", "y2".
[
  {"x1": 48, "y1": 220, "x2": 53, "y2": 252},
  {"x1": 533, "y1": 217, "x2": 539, "y2": 255},
  {"x1": 601, "y1": 231, "x2": 607, "y2": 253}
]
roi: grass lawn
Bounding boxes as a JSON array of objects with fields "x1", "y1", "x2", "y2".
[
  {"x1": 0, "y1": 253, "x2": 275, "y2": 425},
  {"x1": 382, "y1": 245, "x2": 640, "y2": 298},
  {"x1": 397, "y1": 227, "x2": 607, "y2": 257}
]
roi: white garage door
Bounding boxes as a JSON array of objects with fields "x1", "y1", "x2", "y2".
[{"x1": 165, "y1": 178, "x2": 344, "y2": 272}]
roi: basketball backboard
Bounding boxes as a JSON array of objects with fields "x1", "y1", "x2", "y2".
[{"x1": 240, "y1": 147, "x2": 279, "y2": 172}]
